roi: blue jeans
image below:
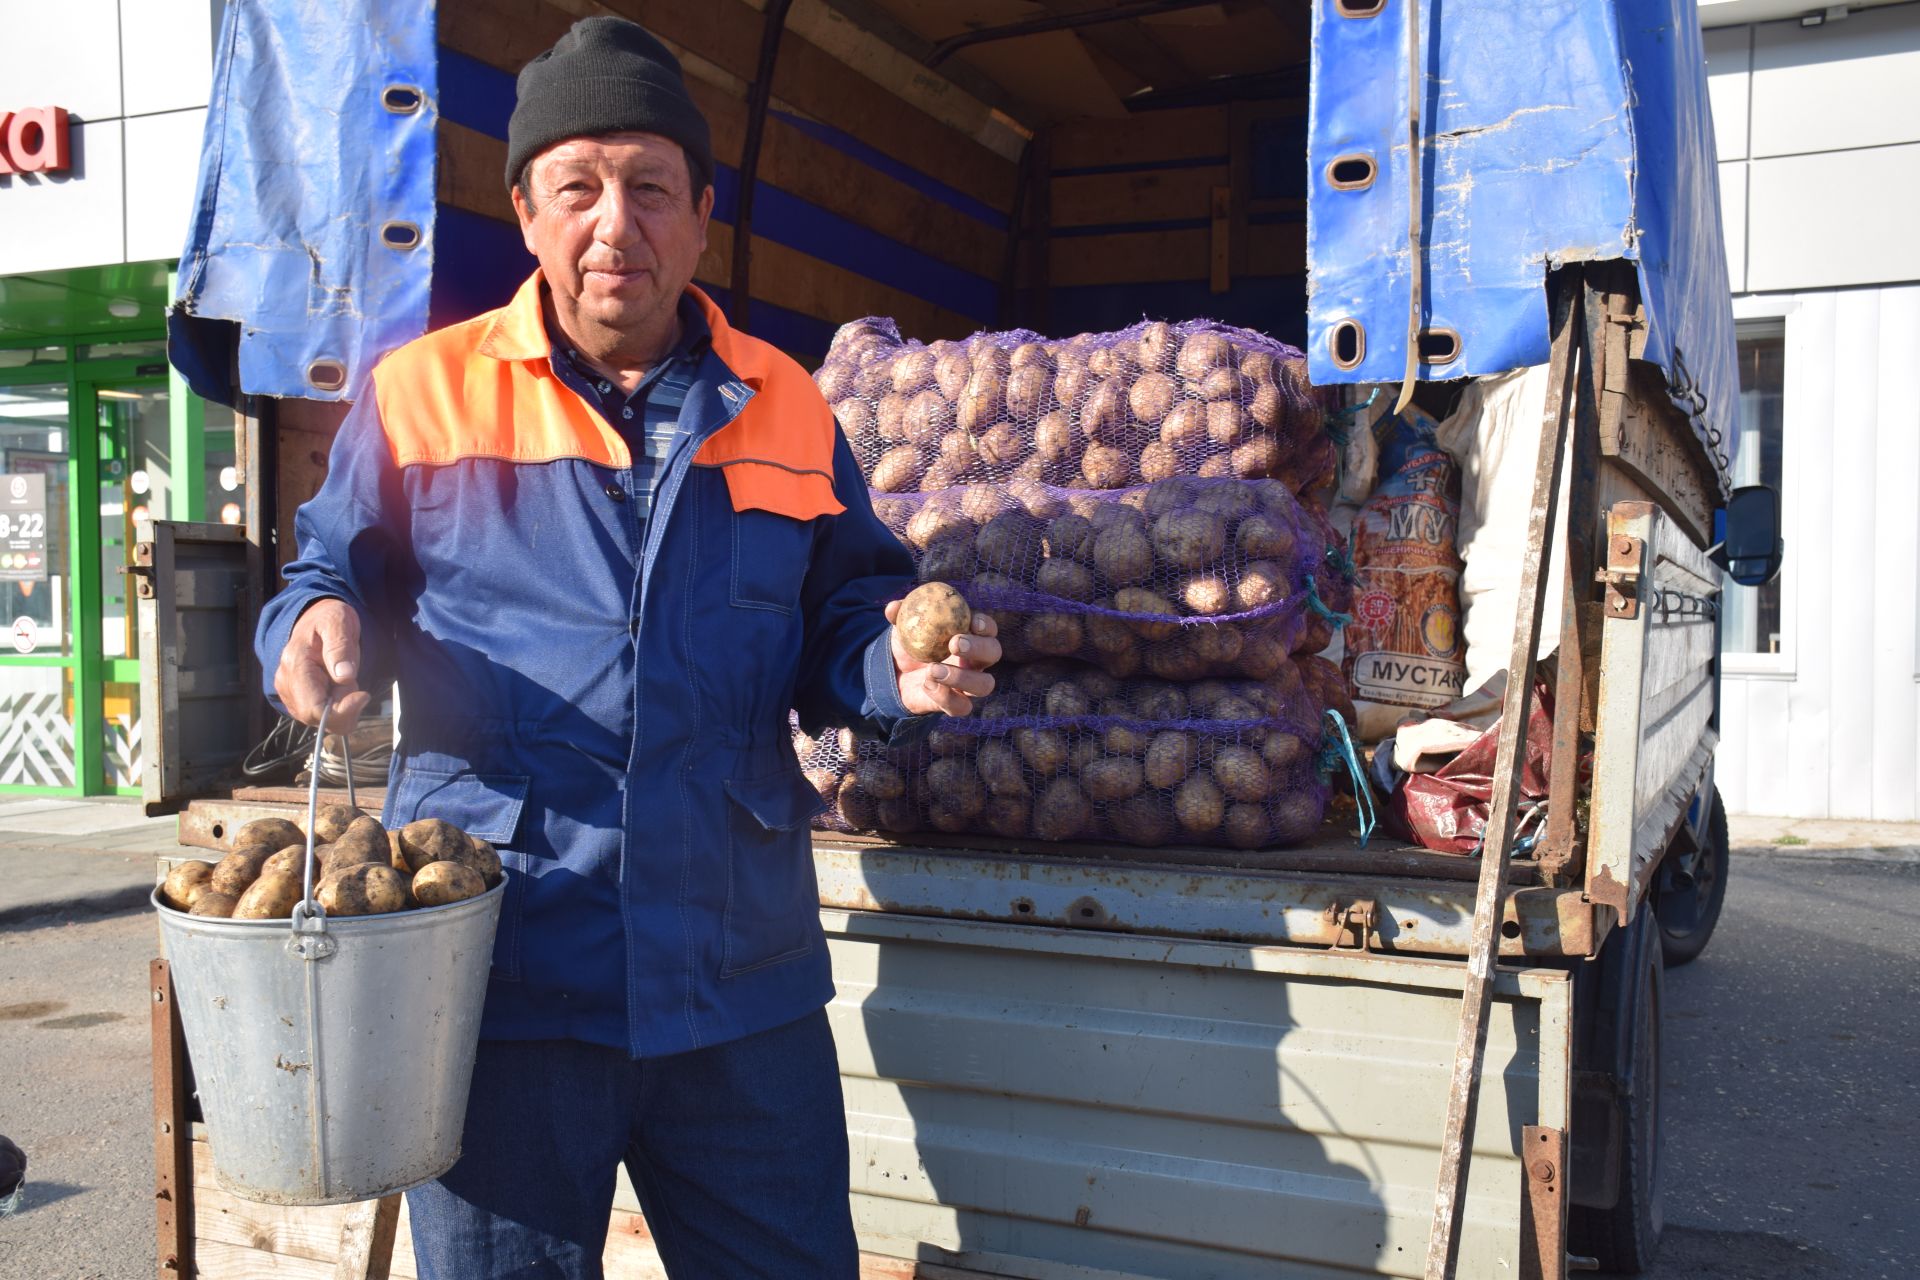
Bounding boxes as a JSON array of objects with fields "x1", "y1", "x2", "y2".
[{"x1": 407, "y1": 1010, "x2": 858, "y2": 1279}]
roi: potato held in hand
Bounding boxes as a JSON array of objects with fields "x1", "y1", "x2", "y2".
[
  {"x1": 317, "y1": 863, "x2": 410, "y2": 916},
  {"x1": 413, "y1": 860, "x2": 487, "y2": 907},
  {"x1": 895, "y1": 582, "x2": 973, "y2": 663}
]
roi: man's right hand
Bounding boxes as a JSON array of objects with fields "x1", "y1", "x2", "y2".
[{"x1": 275, "y1": 598, "x2": 368, "y2": 732}]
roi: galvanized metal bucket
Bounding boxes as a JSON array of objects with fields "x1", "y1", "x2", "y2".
[{"x1": 154, "y1": 707, "x2": 504, "y2": 1205}]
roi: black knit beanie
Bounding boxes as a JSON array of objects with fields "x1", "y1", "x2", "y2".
[{"x1": 504, "y1": 17, "x2": 714, "y2": 197}]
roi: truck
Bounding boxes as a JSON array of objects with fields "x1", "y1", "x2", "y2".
[{"x1": 140, "y1": 1, "x2": 1783, "y2": 1276}]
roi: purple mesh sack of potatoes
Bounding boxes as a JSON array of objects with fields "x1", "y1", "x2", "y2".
[
  {"x1": 871, "y1": 474, "x2": 1349, "y2": 681},
  {"x1": 795, "y1": 657, "x2": 1339, "y2": 851},
  {"x1": 818, "y1": 317, "x2": 1338, "y2": 500}
]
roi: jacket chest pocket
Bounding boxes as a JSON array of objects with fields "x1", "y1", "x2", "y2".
[{"x1": 730, "y1": 507, "x2": 815, "y2": 615}]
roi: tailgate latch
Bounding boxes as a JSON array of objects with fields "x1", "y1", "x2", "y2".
[
  {"x1": 1595, "y1": 533, "x2": 1644, "y2": 620},
  {"x1": 1325, "y1": 898, "x2": 1378, "y2": 952}
]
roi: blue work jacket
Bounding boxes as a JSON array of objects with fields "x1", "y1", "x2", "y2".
[{"x1": 256, "y1": 273, "x2": 925, "y2": 1057}]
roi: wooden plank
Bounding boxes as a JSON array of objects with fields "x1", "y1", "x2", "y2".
[
  {"x1": 152, "y1": 961, "x2": 193, "y2": 1280},
  {"x1": 698, "y1": 82, "x2": 1007, "y2": 280},
  {"x1": 1050, "y1": 105, "x2": 1229, "y2": 171},
  {"x1": 783, "y1": 0, "x2": 1029, "y2": 161},
  {"x1": 698, "y1": 221, "x2": 980, "y2": 341},
  {"x1": 1598, "y1": 361, "x2": 1715, "y2": 547},
  {"x1": 1246, "y1": 220, "x2": 1305, "y2": 277},
  {"x1": 438, "y1": 87, "x2": 1005, "y2": 285},
  {"x1": 1049, "y1": 223, "x2": 1303, "y2": 288},
  {"x1": 437, "y1": 121, "x2": 515, "y2": 224},
  {"x1": 437, "y1": 0, "x2": 575, "y2": 74},
  {"x1": 1050, "y1": 228, "x2": 1209, "y2": 286},
  {"x1": 432, "y1": 123, "x2": 983, "y2": 340},
  {"x1": 333, "y1": 1196, "x2": 402, "y2": 1280},
  {"x1": 1209, "y1": 185, "x2": 1231, "y2": 294},
  {"x1": 438, "y1": 0, "x2": 1019, "y2": 209},
  {"x1": 1049, "y1": 164, "x2": 1227, "y2": 228},
  {"x1": 190, "y1": 1137, "x2": 989, "y2": 1280}
]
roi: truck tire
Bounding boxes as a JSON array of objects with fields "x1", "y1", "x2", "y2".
[
  {"x1": 1653, "y1": 787, "x2": 1728, "y2": 968},
  {"x1": 1570, "y1": 904, "x2": 1664, "y2": 1273}
]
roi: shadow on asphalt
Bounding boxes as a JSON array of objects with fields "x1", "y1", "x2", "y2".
[
  {"x1": 0, "y1": 885, "x2": 156, "y2": 932},
  {"x1": 2, "y1": 1180, "x2": 92, "y2": 1213}
]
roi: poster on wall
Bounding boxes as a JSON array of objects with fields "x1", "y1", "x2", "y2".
[{"x1": 0, "y1": 474, "x2": 48, "y2": 582}]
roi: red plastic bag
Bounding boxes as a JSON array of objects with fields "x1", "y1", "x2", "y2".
[{"x1": 1387, "y1": 681, "x2": 1562, "y2": 854}]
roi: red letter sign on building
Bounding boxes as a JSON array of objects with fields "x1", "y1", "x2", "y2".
[{"x1": 0, "y1": 107, "x2": 72, "y2": 175}]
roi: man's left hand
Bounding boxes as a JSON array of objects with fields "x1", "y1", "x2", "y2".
[{"x1": 888, "y1": 603, "x2": 1001, "y2": 717}]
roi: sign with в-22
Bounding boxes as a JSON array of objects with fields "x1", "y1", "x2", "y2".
[{"x1": 0, "y1": 474, "x2": 49, "y2": 582}]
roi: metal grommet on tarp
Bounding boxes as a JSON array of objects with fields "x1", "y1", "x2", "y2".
[
  {"x1": 306, "y1": 359, "x2": 349, "y2": 393},
  {"x1": 167, "y1": 0, "x2": 438, "y2": 407},
  {"x1": 1330, "y1": 319, "x2": 1367, "y2": 371},
  {"x1": 381, "y1": 84, "x2": 424, "y2": 114}
]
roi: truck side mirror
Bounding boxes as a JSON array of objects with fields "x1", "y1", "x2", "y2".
[{"x1": 1711, "y1": 485, "x2": 1782, "y2": 587}]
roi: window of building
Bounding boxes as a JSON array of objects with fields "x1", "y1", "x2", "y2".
[{"x1": 1722, "y1": 325, "x2": 1784, "y2": 656}]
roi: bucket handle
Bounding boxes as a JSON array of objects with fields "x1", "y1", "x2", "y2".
[{"x1": 288, "y1": 698, "x2": 346, "y2": 961}]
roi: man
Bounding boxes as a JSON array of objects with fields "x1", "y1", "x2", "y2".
[{"x1": 257, "y1": 17, "x2": 999, "y2": 1277}]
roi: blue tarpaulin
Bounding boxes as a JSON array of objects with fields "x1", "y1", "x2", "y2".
[
  {"x1": 169, "y1": 0, "x2": 437, "y2": 404},
  {"x1": 1307, "y1": 0, "x2": 1737, "y2": 490},
  {"x1": 170, "y1": 0, "x2": 1738, "y2": 493}
]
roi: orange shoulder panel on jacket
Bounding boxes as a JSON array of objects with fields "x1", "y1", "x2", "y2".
[
  {"x1": 371, "y1": 275, "x2": 630, "y2": 470},
  {"x1": 688, "y1": 287, "x2": 845, "y2": 522}
]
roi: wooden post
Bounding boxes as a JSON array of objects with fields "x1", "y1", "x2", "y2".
[
  {"x1": 1538, "y1": 268, "x2": 1621, "y2": 887},
  {"x1": 1423, "y1": 271, "x2": 1583, "y2": 1279},
  {"x1": 334, "y1": 1194, "x2": 404, "y2": 1280},
  {"x1": 728, "y1": 0, "x2": 795, "y2": 332},
  {"x1": 151, "y1": 960, "x2": 193, "y2": 1279}
]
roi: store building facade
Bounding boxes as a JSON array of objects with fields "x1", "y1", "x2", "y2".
[
  {"x1": 0, "y1": 0, "x2": 229, "y2": 794},
  {"x1": 1702, "y1": 0, "x2": 1920, "y2": 821}
]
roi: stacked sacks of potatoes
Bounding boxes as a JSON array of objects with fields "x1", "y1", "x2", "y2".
[
  {"x1": 870, "y1": 473, "x2": 1349, "y2": 681},
  {"x1": 808, "y1": 316, "x2": 1358, "y2": 852},
  {"x1": 158, "y1": 807, "x2": 502, "y2": 920},
  {"x1": 820, "y1": 318, "x2": 1338, "y2": 499},
  {"x1": 797, "y1": 658, "x2": 1332, "y2": 850}
]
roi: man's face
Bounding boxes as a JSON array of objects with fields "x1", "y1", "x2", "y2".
[{"x1": 512, "y1": 132, "x2": 713, "y2": 340}]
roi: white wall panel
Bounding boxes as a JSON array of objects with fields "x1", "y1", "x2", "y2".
[
  {"x1": 1780, "y1": 292, "x2": 1836, "y2": 819},
  {"x1": 1716, "y1": 679, "x2": 1750, "y2": 814},
  {"x1": 1747, "y1": 145, "x2": 1920, "y2": 292},
  {"x1": 1702, "y1": 25, "x2": 1751, "y2": 163},
  {"x1": 1824, "y1": 292, "x2": 1881, "y2": 818},
  {"x1": 124, "y1": 109, "x2": 206, "y2": 262},
  {"x1": 1869, "y1": 287, "x2": 1920, "y2": 821},
  {"x1": 0, "y1": 120, "x2": 125, "y2": 276},
  {"x1": 0, "y1": 0, "x2": 124, "y2": 120},
  {"x1": 1722, "y1": 284, "x2": 1920, "y2": 820},
  {"x1": 120, "y1": 0, "x2": 219, "y2": 117},
  {"x1": 1717, "y1": 161, "x2": 1747, "y2": 294},
  {"x1": 1752, "y1": 5, "x2": 1920, "y2": 157}
]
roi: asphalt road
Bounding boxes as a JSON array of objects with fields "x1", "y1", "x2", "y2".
[
  {"x1": 1618, "y1": 851, "x2": 1920, "y2": 1280},
  {"x1": 0, "y1": 908, "x2": 155, "y2": 1280},
  {"x1": 0, "y1": 840, "x2": 1914, "y2": 1278}
]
